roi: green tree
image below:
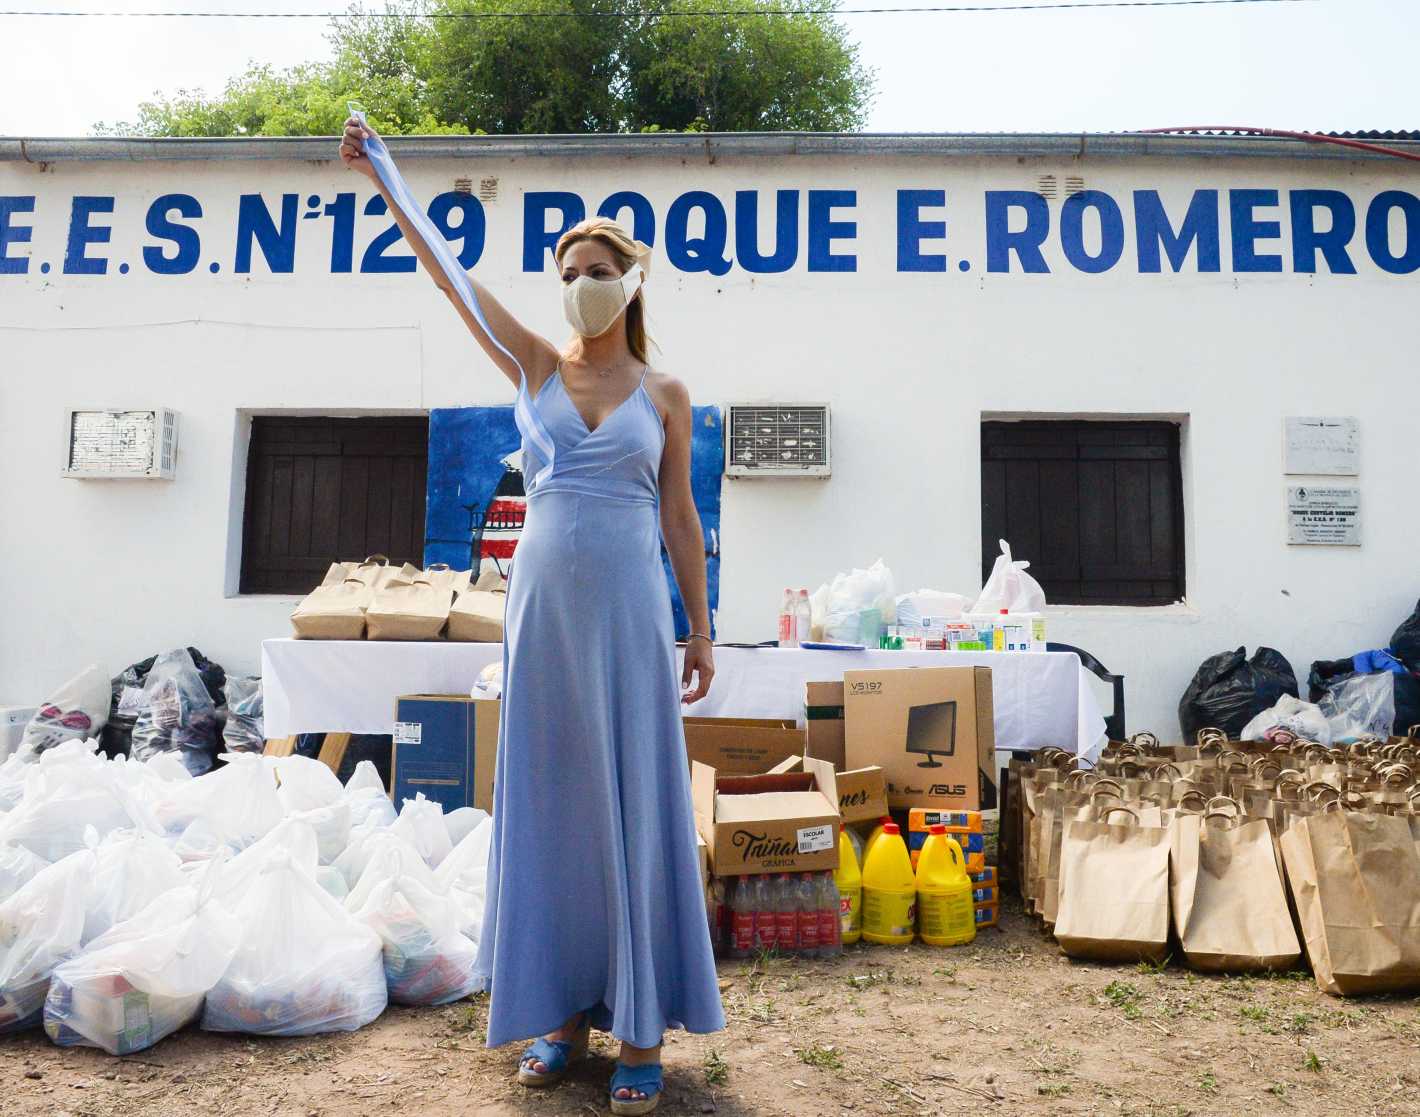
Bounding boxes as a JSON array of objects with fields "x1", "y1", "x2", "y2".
[{"x1": 95, "y1": 0, "x2": 873, "y2": 137}]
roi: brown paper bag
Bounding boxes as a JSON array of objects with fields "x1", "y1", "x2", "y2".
[
  {"x1": 319, "y1": 554, "x2": 392, "y2": 587},
  {"x1": 1054, "y1": 806, "x2": 1171, "y2": 963},
  {"x1": 423, "y1": 563, "x2": 473, "y2": 595},
  {"x1": 291, "y1": 578, "x2": 372, "y2": 640},
  {"x1": 1170, "y1": 811, "x2": 1301, "y2": 973},
  {"x1": 447, "y1": 578, "x2": 508, "y2": 643},
  {"x1": 1280, "y1": 808, "x2": 1420, "y2": 995},
  {"x1": 365, "y1": 572, "x2": 454, "y2": 641}
]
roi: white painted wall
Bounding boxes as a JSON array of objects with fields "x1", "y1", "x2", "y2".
[{"x1": 2, "y1": 142, "x2": 1415, "y2": 739}]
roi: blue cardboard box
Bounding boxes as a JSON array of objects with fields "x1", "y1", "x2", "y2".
[{"x1": 391, "y1": 695, "x2": 498, "y2": 814}]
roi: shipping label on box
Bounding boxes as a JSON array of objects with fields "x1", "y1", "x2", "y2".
[
  {"x1": 692, "y1": 760, "x2": 841, "y2": 877},
  {"x1": 391, "y1": 695, "x2": 498, "y2": 814},
  {"x1": 683, "y1": 717, "x2": 805, "y2": 774},
  {"x1": 843, "y1": 666, "x2": 996, "y2": 812}
]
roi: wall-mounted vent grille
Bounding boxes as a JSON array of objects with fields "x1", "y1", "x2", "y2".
[
  {"x1": 1037, "y1": 174, "x2": 1058, "y2": 199},
  {"x1": 479, "y1": 177, "x2": 499, "y2": 203},
  {"x1": 725, "y1": 404, "x2": 830, "y2": 478},
  {"x1": 453, "y1": 177, "x2": 473, "y2": 194},
  {"x1": 1065, "y1": 175, "x2": 1086, "y2": 196},
  {"x1": 62, "y1": 408, "x2": 179, "y2": 480}
]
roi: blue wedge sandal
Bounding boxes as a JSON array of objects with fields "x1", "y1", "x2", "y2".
[
  {"x1": 609, "y1": 1061, "x2": 664, "y2": 1116},
  {"x1": 516, "y1": 1016, "x2": 590, "y2": 1087}
]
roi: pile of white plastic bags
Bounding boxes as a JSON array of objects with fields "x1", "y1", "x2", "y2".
[{"x1": 0, "y1": 739, "x2": 491, "y2": 1054}]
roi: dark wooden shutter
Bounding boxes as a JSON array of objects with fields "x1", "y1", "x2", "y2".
[
  {"x1": 241, "y1": 416, "x2": 429, "y2": 594},
  {"x1": 981, "y1": 421, "x2": 1184, "y2": 606}
]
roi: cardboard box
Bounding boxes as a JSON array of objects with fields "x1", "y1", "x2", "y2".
[
  {"x1": 843, "y1": 666, "x2": 996, "y2": 812},
  {"x1": 392, "y1": 695, "x2": 498, "y2": 814},
  {"x1": 692, "y1": 756, "x2": 840, "y2": 877},
  {"x1": 683, "y1": 716, "x2": 804, "y2": 774},
  {"x1": 696, "y1": 832, "x2": 710, "y2": 893},
  {"x1": 0, "y1": 706, "x2": 35, "y2": 763},
  {"x1": 804, "y1": 681, "x2": 846, "y2": 769},
  {"x1": 770, "y1": 754, "x2": 887, "y2": 826}
]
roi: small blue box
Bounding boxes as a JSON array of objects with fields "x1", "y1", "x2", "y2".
[{"x1": 391, "y1": 695, "x2": 498, "y2": 814}]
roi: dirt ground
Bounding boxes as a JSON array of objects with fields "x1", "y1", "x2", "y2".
[{"x1": 5, "y1": 897, "x2": 1420, "y2": 1117}]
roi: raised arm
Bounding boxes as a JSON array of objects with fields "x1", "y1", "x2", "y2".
[{"x1": 339, "y1": 116, "x2": 559, "y2": 392}]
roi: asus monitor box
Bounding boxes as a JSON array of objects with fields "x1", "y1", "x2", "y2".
[{"x1": 843, "y1": 666, "x2": 996, "y2": 812}]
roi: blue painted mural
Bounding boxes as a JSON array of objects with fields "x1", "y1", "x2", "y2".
[{"x1": 424, "y1": 404, "x2": 722, "y2": 638}]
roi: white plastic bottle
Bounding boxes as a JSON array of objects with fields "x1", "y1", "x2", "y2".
[
  {"x1": 778, "y1": 588, "x2": 797, "y2": 648},
  {"x1": 794, "y1": 588, "x2": 812, "y2": 645}
]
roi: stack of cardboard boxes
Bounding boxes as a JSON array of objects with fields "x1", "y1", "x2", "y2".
[{"x1": 390, "y1": 664, "x2": 1001, "y2": 945}]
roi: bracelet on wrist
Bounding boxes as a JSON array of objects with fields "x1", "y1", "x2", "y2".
[{"x1": 685, "y1": 632, "x2": 713, "y2": 646}]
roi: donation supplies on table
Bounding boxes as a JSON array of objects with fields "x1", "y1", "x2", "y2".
[
  {"x1": 0, "y1": 735, "x2": 492, "y2": 1055},
  {"x1": 1005, "y1": 726, "x2": 1420, "y2": 994},
  {"x1": 290, "y1": 556, "x2": 506, "y2": 643}
]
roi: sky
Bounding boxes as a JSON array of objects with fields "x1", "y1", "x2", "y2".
[{"x1": 0, "y1": 0, "x2": 1416, "y2": 136}]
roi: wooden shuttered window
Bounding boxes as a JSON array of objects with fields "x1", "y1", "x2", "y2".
[
  {"x1": 981, "y1": 420, "x2": 1185, "y2": 606},
  {"x1": 240, "y1": 416, "x2": 429, "y2": 595}
]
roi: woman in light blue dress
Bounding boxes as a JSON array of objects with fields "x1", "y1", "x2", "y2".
[{"x1": 342, "y1": 118, "x2": 724, "y2": 1115}]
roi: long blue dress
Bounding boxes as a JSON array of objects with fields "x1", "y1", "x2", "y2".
[{"x1": 475, "y1": 365, "x2": 726, "y2": 1050}]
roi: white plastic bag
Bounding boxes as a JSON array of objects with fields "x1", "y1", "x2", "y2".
[
  {"x1": 352, "y1": 872, "x2": 481, "y2": 1005},
  {"x1": 895, "y1": 590, "x2": 969, "y2": 627},
  {"x1": 184, "y1": 752, "x2": 284, "y2": 853},
  {"x1": 972, "y1": 540, "x2": 1047, "y2": 615},
  {"x1": 815, "y1": 559, "x2": 896, "y2": 644},
  {"x1": 348, "y1": 790, "x2": 398, "y2": 833},
  {"x1": 1241, "y1": 695, "x2": 1333, "y2": 746},
  {"x1": 84, "y1": 831, "x2": 186, "y2": 946},
  {"x1": 443, "y1": 806, "x2": 488, "y2": 849},
  {"x1": 212, "y1": 819, "x2": 321, "y2": 907},
  {"x1": 275, "y1": 755, "x2": 351, "y2": 864},
  {"x1": 342, "y1": 832, "x2": 440, "y2": 910},
  {"x1": 0, "y1": 761, "x2": 160, "y2": 862},
  {"x1": 0, "y1": 840, "x2": 97, "y2": 1033},
  {"x1": 18, "y1": 665, "x2": 111, "y2": 759},
  {"x1": 45, "y1": 867, "x2": 242, "y2": 1055},
  {"x1": 202, "y1": 855, "x2": 386, "y2": 1036},
  {"x1": 434, "y1": 818, "x2": 492, "y2": 940},
  {"x1": 1319, "y1": 673, "x2": 1396, "y2": 742},
  {"x1": 389, "y1": 794, "x2": 453, "y2": 869},
  {"x1": 0, "y1": 844, "x2": 48, "y2": 905}
]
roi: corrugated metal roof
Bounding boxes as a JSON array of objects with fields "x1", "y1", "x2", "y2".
[{"x1": 2, "y1": 130, "x2": 1418, "y2": 164}]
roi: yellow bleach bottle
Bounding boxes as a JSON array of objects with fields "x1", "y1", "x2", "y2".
[
  {"x1": 915, "y1": 825, "x2": 976, "y2": 947},
  {"x1": 860, "y1": 816, "x2": 893, "y2": 867},
  {"x1": 861, "y1": 822, "x2": 915, "y2": 945},
  {"x1": 835, "y1": 829, "x2": 863, "y2": 945}
]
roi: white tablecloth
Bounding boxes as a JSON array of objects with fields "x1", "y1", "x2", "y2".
[{"x1": 261, "y1": 639, "x2": 1107, "y2": 760}]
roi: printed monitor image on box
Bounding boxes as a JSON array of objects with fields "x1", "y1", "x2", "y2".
[{"x1": 905, "y1": 700, "x2": 957, "y2": 767}]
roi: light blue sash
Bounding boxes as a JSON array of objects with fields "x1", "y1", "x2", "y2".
[{"x1": 349, "y1": 104, "x2": 556, "y2": 487}]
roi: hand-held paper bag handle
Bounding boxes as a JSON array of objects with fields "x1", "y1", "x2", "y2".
[{"x1": 347, "y1": 101, "x2": 557, "y2": 489}]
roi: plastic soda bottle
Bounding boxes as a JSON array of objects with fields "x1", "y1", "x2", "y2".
[
  {"x1": 794, "y1": 589, "x2": 812, "y2": 644},
  {"x1": 725, "y1": 878, "x2": 751, "y2": 958},
  {"x1": 916, "y1": 825, "x2": 977, "y2": 947},
  {"x1": 777, "y1": 589, "x2": 797, "y2": 648},
  {"x1": 752, "y1": 875, "x2": 777, "y2": 952},
  {"x1": 834, "y1": 828, "x2": 863, "y2": 945},
  {"x1": 861, "y1": 822, "x2": 916, "y2": 945},
  {"x1": 796, "y1": 873, "x2": 821, "y2": 956},
  {"x1": 774, "y1": 873, "x2": 799, "y2": 951},
  {"x1": 816, "y1": 870, "x2": 843, "y2": 956}
]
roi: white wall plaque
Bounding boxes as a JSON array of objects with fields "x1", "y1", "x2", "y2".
[
  {"x1": 1284, "y1": 416, "x2": 1359, "y2": 476},
  {"x1": 1286, "y1": 486, "x2": 1361, "y2": 546}
]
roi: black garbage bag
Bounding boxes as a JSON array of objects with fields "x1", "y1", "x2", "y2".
[
  {"x1": 1178, "y1": 646, "x2": 1299, "y2": 741},
  {"x1": 1392, "y1": 599, "x2": 1420, "y2": 671}
]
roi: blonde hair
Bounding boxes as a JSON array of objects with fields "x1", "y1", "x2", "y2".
[{"x1": 554, "y1": 217, "x2": 653, "y2": 363}]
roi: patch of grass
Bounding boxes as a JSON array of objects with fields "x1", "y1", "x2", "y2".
[
  {"x1": 1287, "y1": 1011, "x2": 1315, "y2": 1035},
  {"x1": 703, "y1": 1049, "x2": 728, "y2": 1087},
  {"x1": 1304, "y1": 1049, "x2": 1323, "y2": 1073},
  {"x1": 1103, "y1": 980, "x2": 1143, "y2": 1019},
  {"x1": 748, "y1": 999, "x2": 775, "y2": 1024},
  {"x1": 1239, "y1": 1004, "x2": 1270, "y2": 1025},
  {"x1": 932, "y1": 964, "x2": 958, "y2": 979},
  {"x1": 1268, "y1": 1083, "x2": 1286, "y2": 1098},
  {"x1": 847, "y1": 970, "x2": 896, "y2": 989},
  {"x1": 1037, "y1": 1083, "x2": 1071, "y2": 1098},
  {"x1": 1137, "y1": 955, "x2": 1172, "y2": 976},
  {"x1": 796, "y1": 1043, "x2": 843, "y2": 1071},
  {"x1": 1198, "y1": 1071, "x2": 1218, "y2": 1094}
]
